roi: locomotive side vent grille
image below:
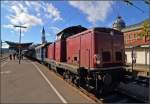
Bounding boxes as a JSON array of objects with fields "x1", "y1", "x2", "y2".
[
  {"x1": 74, "y1": 57, "x2": 78, "y2": 61},
  {"x1": 102, "y1": 52, "x2": 110, "y2": 62},
  {"x1": 116, "y1": 52, "x2": 122, "y2": 61}
]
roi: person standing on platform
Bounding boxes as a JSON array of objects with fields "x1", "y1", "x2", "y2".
[
  {"x1": 13, "y1": 53, "x2": 16, "y2": 60},
  {"x1": 16, "y1": 53, "x2": 19, "y2": 59},
  {"x1": 9, "y1": 54, "x2": 12, "y2": 60}
]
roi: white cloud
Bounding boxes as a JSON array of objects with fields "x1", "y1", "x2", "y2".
[
  {"x1": 2, "y1": 24, "x2": 27, "y2": 34},
  {"x1": 107, "y1": 22, "x2": 113, "y2": 28},
  {"x1": 46, "y1": 3, "x2": 62, "y2": 21},
  {"x1": 2, "y1": 24, "x2": 14, "y2": 29},
  {"x1": 2, "y1": 24, "x2": 20, "y2": 31},
  {"x1": 4, "y1": 2, "x2": 43, "y2": 33},
  {"x1": 10, "y1": 12, "x2": 42, "y2": 26},
  {"x1": 37, "y1": 13, "x2": 41, "y2": 17},
  {"x1": 25, "y1": 1, "x2": 42, "y2": 12},
  {"x1": 25, "y1": 1, "x2": 30, "y2": 7},
  {"x1": 24, "y1": 1, "x2": 62, "y2": 22},
  {"x1": 50, "y1": 26, "x2": 61, "y2": 34},
  {"x1": 69, "y1": 1, "x2": 114, "y2": 24},
  {"x1": 2, "y1": 1, "x2": 62, "y2": 35}
]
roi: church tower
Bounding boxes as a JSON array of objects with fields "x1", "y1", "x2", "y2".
[{"x1": 42, "y1": 27, "x2": 46, "y2": 44}]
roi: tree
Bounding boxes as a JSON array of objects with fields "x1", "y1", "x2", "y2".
[{"x1": 142, "y1": 21, "x2": 150, "y2": 40}]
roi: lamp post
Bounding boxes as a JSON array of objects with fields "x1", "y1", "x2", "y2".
[{"x1": 14, "y1": 25, "x2": 27, "y2": 64}]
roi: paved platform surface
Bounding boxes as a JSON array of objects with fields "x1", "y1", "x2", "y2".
[
  {"x1": 126, "y1": 65, "x2": 149, "y2": 71},
  {"x1": 125, "y1": 64, "x2": 149, "y2": 77},
  {"x1": 0, "y1": 58, "x2": 96, "y2": 103}
]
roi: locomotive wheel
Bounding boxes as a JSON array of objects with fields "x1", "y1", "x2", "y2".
[
  {"x1": 74, "y1": 76, "x2": 80, "y2": 87},
  {"x1": 96, "y1": 73, "x2": 120, "y2": 96}
]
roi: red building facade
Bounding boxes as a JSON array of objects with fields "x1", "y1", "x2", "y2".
[{"x1": 122, "y1": 20, "x2": 150, "y2": 48}]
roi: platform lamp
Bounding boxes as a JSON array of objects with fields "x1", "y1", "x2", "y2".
[{"x1": 14, "y1": 25, "x2": 27, "y2": 64}]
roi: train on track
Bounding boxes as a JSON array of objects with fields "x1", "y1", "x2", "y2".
[{"x1": 25, "y1": 25, "x2": 126, "y2": 95}]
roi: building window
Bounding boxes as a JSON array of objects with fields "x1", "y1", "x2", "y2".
[
  {"x1": 140, "y1": 33, "x2": 143, "y2": 39},
  {"x1": 129, "y1": 34, "x2": 131, "y2": 40},
  {"x1": 146, "y1": 33, "x2": 150, "y2": 41},
  {"x1": 133, "y1": 34, "x2": 135, "y2": 39},
  {"x1": 134, "y1": 34, "x2": 136, "y2": 40},
  {"x1": 130, "y1": 34, "x2": 133, "y2": 41},
  {"x1": 135, "y1": 34, "x2": 138, "y2": 40},
  {"x1": 137, "y1": 33, "x2": 141, "y2": 39}
]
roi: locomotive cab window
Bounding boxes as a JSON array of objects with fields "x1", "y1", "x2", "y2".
[
  {"x1": 116, "y1": 52, "x2": 122, "y2": 61},
  {"x1": 102, "y1": 52, "x2": 110, "y2": 62}
]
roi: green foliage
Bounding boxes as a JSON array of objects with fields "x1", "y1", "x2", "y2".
[{"x1": 142, "y1": 21, "x2": 150, "y2": 37}]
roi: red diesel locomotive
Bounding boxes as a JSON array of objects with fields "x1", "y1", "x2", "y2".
[{"x1": 45, "y1": 26, "x2": 125, "y2": 95}]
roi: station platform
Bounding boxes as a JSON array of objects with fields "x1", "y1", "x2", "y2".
[
  {"x1": 125, "y1": 64, "x2": 149, "y2": 77},
  {"x1": 0, "y1": 58, "x2": 96, "y2": 103}
]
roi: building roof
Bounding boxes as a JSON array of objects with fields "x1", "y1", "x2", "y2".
[
  {"x1": 5, "y1": 41, "x2": 33, "y2": 50},
  {"x1": 121, "y1": 19, "x2": 149, "y2": 32}
]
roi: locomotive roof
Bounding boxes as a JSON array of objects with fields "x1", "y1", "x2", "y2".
[
  {"x1": 67, "y1": 27, "x2": 123, "y2": 39},
  {"x1": 56, "y1": 25, "x2": 87, "y2": 39},
  {"x1": 93, "y1": 27, "x2": 123, "y2": 34}
]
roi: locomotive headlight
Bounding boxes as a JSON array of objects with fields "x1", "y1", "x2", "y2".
[
  {"x1": 94, "y1": 54, "x2": 101, "y2": 64},
  {"x1": 96, "y1": 60, "x2": 100, "y2": 64}
]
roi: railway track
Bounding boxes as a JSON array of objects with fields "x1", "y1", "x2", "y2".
[{"x1": 46, "y1": 65, "x2": 149, "y2": 103}]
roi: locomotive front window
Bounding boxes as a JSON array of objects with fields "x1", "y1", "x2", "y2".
[
  {"x1": 102, "y1": 52, "x2": 110, "y2": 62},
  {"x1": 116, "y1": 52, "x2": 122, "y2": 61}
]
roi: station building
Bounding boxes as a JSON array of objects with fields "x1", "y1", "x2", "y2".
[{"x1": 113, "y1": 16, "x2": 150, "y2": 66}]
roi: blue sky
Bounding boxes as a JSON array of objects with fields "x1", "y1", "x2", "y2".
[{"x1": 1, "y1": 0, "x2": 149, "y2": 48}]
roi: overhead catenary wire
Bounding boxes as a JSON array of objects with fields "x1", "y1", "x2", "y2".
[
  {"x1": 123, "y1": 0, "x2": 144, "y2": 13},
  {"x1": 144, "y1": 0, "x2": 150, "y2": 5},
  {"x1": 110, "y1": 1, "x2": 120, "y2": 17}
]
